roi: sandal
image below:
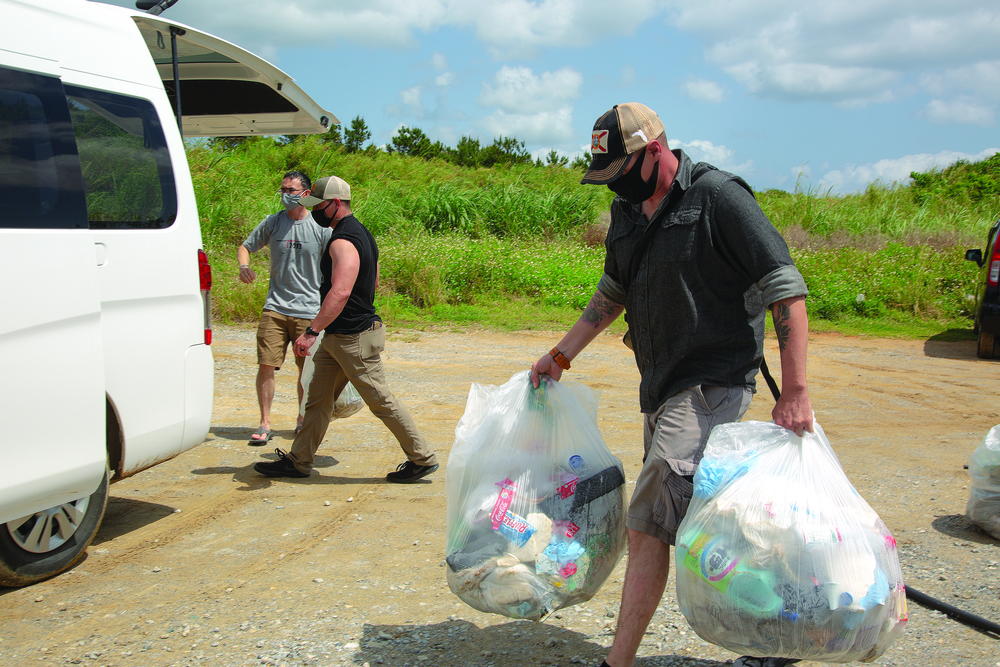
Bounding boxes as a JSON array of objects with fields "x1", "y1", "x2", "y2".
[{"x1": 247, "y1": 427, "x2": 272, "y2": 446}]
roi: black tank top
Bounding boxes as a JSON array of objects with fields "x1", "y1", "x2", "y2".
[{"x1": 319, "y1": 215, "x2": 381, "y2": 334}]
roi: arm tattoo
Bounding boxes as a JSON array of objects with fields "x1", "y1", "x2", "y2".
[
  {"x1": 583, "y1": 291, "x2": 618, "y2": 328},
  {"x1": 772, "y1": 301, "x2": 791, "y2": 351}
]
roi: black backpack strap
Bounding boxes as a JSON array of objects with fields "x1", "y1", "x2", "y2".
[{"x1": 760, "y1": 356, "x2": 781, "y2": 401}]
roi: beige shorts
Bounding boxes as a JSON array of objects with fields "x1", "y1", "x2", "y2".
[
  {"x1": 256, "y1": 310, "x2": 310, "y2": 370},
  {"x1": 626, "y1": 385, "x2": 752, "y2": 546}
]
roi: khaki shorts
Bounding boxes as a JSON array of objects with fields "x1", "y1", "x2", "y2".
[
  {"x1": 626, "y1": 385, "x2": 752, "y2": 546},
  {"x1": 256, "y1": 310, "x2": 310, "y2": 370}
]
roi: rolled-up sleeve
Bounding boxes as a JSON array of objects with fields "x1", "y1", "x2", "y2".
[
  {"x1": 758, "y1": 265, "x2": 808, "y2": 308},
  {"x1": 596, "y1": 272, "x2": 627, "y2": 305}
]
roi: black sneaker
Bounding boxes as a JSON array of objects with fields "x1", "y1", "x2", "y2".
[
  {"x1": 733, "y1": 658, "x2": 800, "y2": 667},
  {"x1": 386, "y1": 460, "x2": 439, "y2": 483},
  {"x1": 254, "y1": 449, "x2": 309, "y2": 478}
]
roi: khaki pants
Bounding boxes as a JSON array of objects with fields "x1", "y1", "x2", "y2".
[{"x1": 287, "y1": 323, "x2": 437, "y2": 473}]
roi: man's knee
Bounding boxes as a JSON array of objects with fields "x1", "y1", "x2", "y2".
[{"x1": 627, "y1": 527, "x2": 671, "y2": 555}]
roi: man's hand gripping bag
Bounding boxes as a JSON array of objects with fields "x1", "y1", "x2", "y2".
[
  {"x1": 674, "y1": 420, "x2": 907, "y2": 662},
  {"x1": 445, "y1": 371, "x2": 627, "y2": 620}
]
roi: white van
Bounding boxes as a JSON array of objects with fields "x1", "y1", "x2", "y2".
[{"x1": 0, "y1": 0, "x2": 335, "y2": 585}]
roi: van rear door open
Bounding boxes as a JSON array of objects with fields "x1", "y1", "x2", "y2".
[{"x1": 132, "y1": 15, "x2": 337, "y2": 137}]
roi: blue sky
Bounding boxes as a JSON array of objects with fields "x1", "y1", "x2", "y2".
[{"x1": 100, "y1": 0, "x2": 999, "y2": 194}]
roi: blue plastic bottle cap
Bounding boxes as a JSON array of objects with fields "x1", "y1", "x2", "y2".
[{"x1": 569, "y1": 455, "x2": 584, "y2": 469}]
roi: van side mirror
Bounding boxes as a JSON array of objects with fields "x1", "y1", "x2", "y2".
[{"x1": 965, "y1": 248, "x2": 984, "y2": 266}]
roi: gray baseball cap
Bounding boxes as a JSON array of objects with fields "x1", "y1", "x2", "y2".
[{"x1": 299, "y1": 175, "x2": 351, "y2": 206}]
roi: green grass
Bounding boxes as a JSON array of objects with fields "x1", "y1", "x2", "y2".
[{"x1": 191, "y1": 136, "x2": 1000, "y2": 341}]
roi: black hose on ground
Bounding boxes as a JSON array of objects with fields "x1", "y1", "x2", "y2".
[{"x1": 905, "y1": 586, "x2": 1000, "y2": 636}]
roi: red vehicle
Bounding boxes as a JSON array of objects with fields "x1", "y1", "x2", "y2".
[{"x1": 965, "y1": 219, "x2": 1000, "y2": 358}]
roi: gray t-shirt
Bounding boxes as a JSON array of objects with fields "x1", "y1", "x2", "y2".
[{"x1": 242, "y1": 211, "x2": 332, "y2": 319}]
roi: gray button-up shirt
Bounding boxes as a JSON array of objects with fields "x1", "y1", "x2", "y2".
[{"x1": 597, "y1": 150, "x2": 808, "y2": 412}]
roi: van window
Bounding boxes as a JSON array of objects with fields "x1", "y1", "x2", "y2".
[
  {"x1": 0, "y1": 67, "x2": 87, "y2": 229},
  {"x1": 65, "y1": 86, "x2": 178, "y2": 230}
]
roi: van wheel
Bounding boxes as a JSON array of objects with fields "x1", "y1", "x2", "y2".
[
  {"x1": 978, "y1": 331, "x2": 996, "y2": 359},
  {"x1": 0, "y1": 466, "x2": 109, "y2": 587}
]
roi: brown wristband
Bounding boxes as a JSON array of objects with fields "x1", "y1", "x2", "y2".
[{"x1": 550, "y1": 347, "x2": 571, "y2": 370}]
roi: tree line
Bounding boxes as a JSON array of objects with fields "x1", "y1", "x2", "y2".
[
  {"x1": 207, "y1": 115, "x2": 591, "y2": 171},
  {"x1": 206, "y1": 115, "x2": 1000, "y2": 200}
]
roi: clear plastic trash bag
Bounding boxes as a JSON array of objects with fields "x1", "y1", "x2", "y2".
[
  {"x1": 966, "y1": 424, "x2": 1000, "y2": 539},
  {"x1": 298, "y1": 331, "x2": 365, "y2": 420},
  {"x1": 445, "y1": 370, "x2": 627, "y2": 621},
  {"x1": 675, "y1": 420, "x2": 907, "y2": 663}
]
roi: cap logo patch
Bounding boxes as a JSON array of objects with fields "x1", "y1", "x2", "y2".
[{"x1": 591, "y1": 130, "x2": 609, "y2": 154}]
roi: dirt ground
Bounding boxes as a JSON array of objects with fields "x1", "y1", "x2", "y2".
[{"x1": 1, "y1": 325, "x2": 1000, "y2": 667}]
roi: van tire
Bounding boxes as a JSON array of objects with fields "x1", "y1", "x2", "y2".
[
  {"x1": 0, "y1": 465, "x2": 109, "y2": 587},
  {"x1": 977, "y1": 331, "x2": 996, "y2": 359}
]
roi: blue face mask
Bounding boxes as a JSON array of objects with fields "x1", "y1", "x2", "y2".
[{"x1": 281, "y1": 192, "x2": 303, "y2": 211}]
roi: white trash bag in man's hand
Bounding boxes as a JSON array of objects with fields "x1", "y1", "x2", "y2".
[
  {"x1": 445, "y1": 370, "x2": 627, "y2": 621},
  {"x1": 298, "y1": 331, "x2": 364, "y2": 420},
  {"x1": 675, "y1": 420, "x2": 907, "y2": 663}
]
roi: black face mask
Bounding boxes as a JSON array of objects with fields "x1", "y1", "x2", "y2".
[
  {"x1": 315, "y1": 201, "x2": 337, "y2": 228},
  {"x1": 608, "y1": 152, "x2": 659, "y2": 205}
]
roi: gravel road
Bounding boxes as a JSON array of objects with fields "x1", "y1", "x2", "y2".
[{"x1": 0, "y1": 325, "x2": 998, "y2": 667}]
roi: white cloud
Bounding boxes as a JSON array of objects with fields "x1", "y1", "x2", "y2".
[
  {"x1": 817, "y1": 148, "x2": 1000, "y2": 193},
  {"x1": 480, "y1": 107, "x2": 576, "y2": 145},
  {"x1": 399, "y1": 86, "x2": 424, "y2": 114},
  {"x1": 725, "y1": 62, "x2": 898, "y2": 105},
  {"x1": 469, "y1": 0, "x2": 661, "y2": 59},
  {"x1": 681, "y1": 78, "x2": 725, "y2": 104},
  {"x1": 430, "y1": 52, "x2": 449, "y2": 71},
  {"x1": 474, "y1": 66, "x2": 583, "y2": 148},
  {"x1": 477, "y1": 66, "x2": 583, "y2": 114},
  {"x1": 663, "y1": 0, "x2": 1000, "y2": 107},
  {"x1": 435, "y1": 72, "x2": 456, "y2": 87},
  {"x1": 922, "y1": 98, "x2": 995, "y2": 126},
  {"x1": 110, "y1": 0, "x2": 661, "y2": 58},
  {"x1": 670, "y1": 139, "x2": 754, "y2": 175},
  {"x1": 919, "y1": 61, "x2": 1000, "y2": 102}
]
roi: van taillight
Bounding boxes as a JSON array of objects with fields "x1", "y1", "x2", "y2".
[{"x1": 198, "y1": 249, "x2": 213, "y2": 345}]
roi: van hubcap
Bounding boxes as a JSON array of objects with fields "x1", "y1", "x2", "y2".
[{"x1": 6, "y1": 498, "x2": 90, "y2": 554}]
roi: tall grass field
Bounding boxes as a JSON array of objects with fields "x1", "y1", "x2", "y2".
[{"x1": 190, "y1": 135, "x2": 1000, "y2": 339}]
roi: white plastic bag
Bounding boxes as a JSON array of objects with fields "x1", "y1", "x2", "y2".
[
  {"x1": 445, "y1": 370, "x2": 627, "y2": 621},
  {"x1": 966, "y1": 424, "x2": 1000, "y2": 539},
  {"x1": 298, "y1": 331, "x2": 365, "y2": 420},
  {"x1": 675, "y1": 420, "x2": 907, "y2": 663}
]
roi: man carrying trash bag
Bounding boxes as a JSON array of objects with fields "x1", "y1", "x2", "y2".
[{"x1": 531, "y1": 102, "x2": 813, "y2": 667}]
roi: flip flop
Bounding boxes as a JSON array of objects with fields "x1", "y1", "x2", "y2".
[{"x1": 248, "y1": 427, "x2": 272, "y2": 446}]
